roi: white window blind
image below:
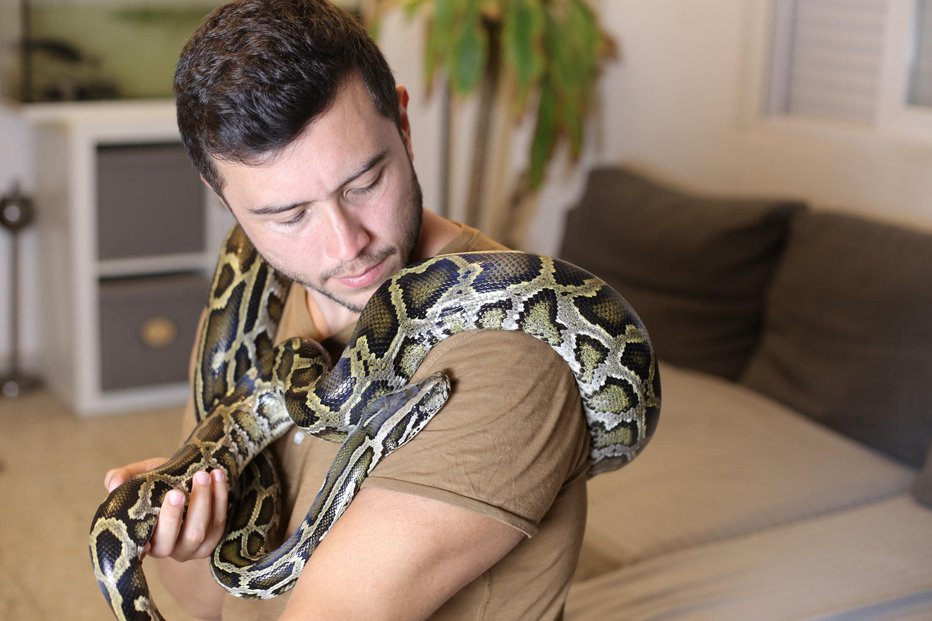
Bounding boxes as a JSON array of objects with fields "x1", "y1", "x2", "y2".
[
  {"x1": 909, "y1": 0, "x2": 932, "y2": 106},
  {"x1": 767, "y1": 0, "x2": 888, "y2": 123}
]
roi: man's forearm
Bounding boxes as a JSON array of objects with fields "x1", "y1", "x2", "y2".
[{"x1": 154, "y1": 556, "x2": 225, "y2": 621}]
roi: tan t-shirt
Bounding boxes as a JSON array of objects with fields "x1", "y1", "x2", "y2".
[{"x1": 183, "y1": 223, "x2": 590, "y2": 620}]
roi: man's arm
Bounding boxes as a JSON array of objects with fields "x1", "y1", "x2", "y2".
[
  {"x1": 106, "y1": 461, "x2": 522, "y2": 621},
  {"x1": 281, "y1": 486, "x2": 524, "y2": 621},
  {"x1": 276, "y1": 330, "x2": 588, "y2": 619}
]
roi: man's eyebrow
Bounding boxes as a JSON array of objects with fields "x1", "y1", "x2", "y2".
[{"x1": 246, "y1": 149, "x2": 390, "y2": 216}]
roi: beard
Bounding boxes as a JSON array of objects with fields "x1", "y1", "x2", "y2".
[{"x1": 268, "y1": 161, "x2": 424, "y2": 314}]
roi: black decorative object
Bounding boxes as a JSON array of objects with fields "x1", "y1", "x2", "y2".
[{"x1": 1, "y1": 181, "x2": 41, "y2": 398}]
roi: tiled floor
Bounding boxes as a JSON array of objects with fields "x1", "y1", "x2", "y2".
[{"x1": 0, "y1": 390, "x2": 198, "y2": 620}]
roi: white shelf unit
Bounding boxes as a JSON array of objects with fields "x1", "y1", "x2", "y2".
[{"x1": 28, "y1": 100, "x2": 232, "y2": 416}]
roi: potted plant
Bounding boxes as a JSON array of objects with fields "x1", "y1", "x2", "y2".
[{"x1": 398, "y1": 0, "x2": 616, "y2": 240}]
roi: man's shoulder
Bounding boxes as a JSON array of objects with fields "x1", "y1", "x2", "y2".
[
  {"x1": 409, "y1": 329, "x2": 586, "y2": 454},
  {"x1": 436, "y1": 221, "x2": 509, "y2": 255},
  {"x1": 367, "y1": 329, "x2": 589, "y2": 534}
]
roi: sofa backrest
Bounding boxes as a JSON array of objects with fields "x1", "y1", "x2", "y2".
[
  {"x1": 559, "y1": 166, "x2": 806, "y2": 381},
  {"x1": 559, "y1": 166, "x2": 932, "y2": 470},
  {"x1": 741, "y1": 210, "x2": 932, "y2": 468}
]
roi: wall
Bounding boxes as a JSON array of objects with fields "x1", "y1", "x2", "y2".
[
  {"x1": 525, "y1": 0, "x2": 932, "y2": 253},
  {"x1": 387, "y1": 0, "x2": 932, "y2": 257},
  {"x1": 3, "y1": 0, "x2": 932, "y2": 379}
]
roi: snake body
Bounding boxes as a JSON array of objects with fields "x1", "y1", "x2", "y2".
[{"x1": 90, "y1": 224, "x2": 660, "y2": 620}]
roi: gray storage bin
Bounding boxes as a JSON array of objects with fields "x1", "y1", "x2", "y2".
[
  {"x1": 96, "y1": 143, "x2": 206, "y2": 260},
  {"x1": 98, "y1": 273, "x2": 207, "y2": 391}
]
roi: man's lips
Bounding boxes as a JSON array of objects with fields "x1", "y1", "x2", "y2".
[{"x1": 333, "y1": 256, "x2": 387, "y2": 289}]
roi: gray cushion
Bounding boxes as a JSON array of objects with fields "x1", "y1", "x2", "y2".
[
  {"x1": 582, "y1": 364, "x2": 914, "y2": 571},
  {"x1": 559, "y1": 166, "x2": 806, "y2": 380},
  {"x1": 912, "y1": 444, "x2": 932, "y2": 507},
  {"x1": 568, "y1": 497, "x2": 932, "y2": 620},
  {"x1": 742, "y1": 211, "x2": 932, "y2": 468}
]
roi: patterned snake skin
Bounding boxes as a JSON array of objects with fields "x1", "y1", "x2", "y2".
[{"x1": 90, "y1": 224, "x2": 661, "y2": 620}]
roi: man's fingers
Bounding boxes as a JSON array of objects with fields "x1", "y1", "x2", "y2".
[
  {"x1": 176, "y1": 470, "x2": 227, "y2": 559},
  {"x1": 207, "y1": 470, "x2": 228, "y2": 541},
  {"x1": 104, "y1": 457, "x2": 168, "y2": 492},
  {"x1": 107, "y1": 464, "x2": 228, "y2": 562},
  {"x1": 103, "y1": 469, "x2": 121, "y2": 493},
  {"x1": 149, "y1": 489, "x2": 186, "y2": 558}
]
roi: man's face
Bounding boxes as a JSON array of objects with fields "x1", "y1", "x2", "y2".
[{"x1": 213, "y1": 74, "x2": 422, "y2": 315}]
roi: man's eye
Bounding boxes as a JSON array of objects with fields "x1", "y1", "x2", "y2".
[
  {"x1": 281, "y1": 210, "x2": 306, "y2": 225},
  {"x1": 349, "y1": 170, "x2": 383, "y2": 196}
]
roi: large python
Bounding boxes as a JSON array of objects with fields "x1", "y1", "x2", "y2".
[{"x1": 90, "y1": 224, "x2": 661, "y2": 620}]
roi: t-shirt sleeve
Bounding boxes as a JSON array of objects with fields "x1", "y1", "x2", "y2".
[{"x1": 360, "y1": 330, "x2": 589, "y2": 537}]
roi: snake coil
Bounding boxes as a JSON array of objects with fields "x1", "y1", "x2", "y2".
[{"x1": 90, "y1": 225, "x2": 660, "y2": 620}]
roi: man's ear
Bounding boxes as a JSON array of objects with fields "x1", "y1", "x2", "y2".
[{"x1": 396, "y1": 85, "x2": 413, "y2": 160}]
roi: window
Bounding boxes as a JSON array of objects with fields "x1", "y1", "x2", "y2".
[
  {"x1": 760, "y1": 0, "x2": 932, "y2": 139},
  {"x1": 909, "y1": 0, "x2": 932, "y2": 106},
  {"x1": 766, "y1": 0, "x2": 888, "y2": 123}
]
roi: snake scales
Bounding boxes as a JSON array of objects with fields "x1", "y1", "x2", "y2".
[{"x1": 90, "y1": 224, "x2": 660, "y2": 620}]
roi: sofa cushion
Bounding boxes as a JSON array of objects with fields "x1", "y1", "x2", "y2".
[
  {"x1": 913, "y1": 444, "x2": 932, "y2": 507},
  {"x1": 581, "y1": 364, "x2": 914, "y2": 571},
  {"x1": 567, "y1": 496, "x2": 932, "y2": 620},
  {"x1": 559, "y1": 166, "x2": 806, "y2": 380},
  {"x1": 741, "y1": 211, "x2": 932, "y2": 468}
]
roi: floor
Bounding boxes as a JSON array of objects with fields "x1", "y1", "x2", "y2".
[{"x1": 0, "y1": 389, "x2": 198, "y2": 620}]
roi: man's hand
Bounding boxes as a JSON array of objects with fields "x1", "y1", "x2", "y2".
[
  {"x1": 103, "y1": 458, "x2": 230, "y2": 620},
  {"x1": 103, "y1": 458, "x2": 229, "y2": 561}
]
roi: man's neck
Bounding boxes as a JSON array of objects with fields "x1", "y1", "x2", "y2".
[
  {"x1": 305, "y1": 291, "x2": 359, "y2": 341},
  {"x1": 306, "y1": 211, "x2": 462, "y2": 339}
]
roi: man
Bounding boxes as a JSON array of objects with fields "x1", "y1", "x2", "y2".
[{"x1": 104, "y1": 1, "x2": 589, "y2": 619}]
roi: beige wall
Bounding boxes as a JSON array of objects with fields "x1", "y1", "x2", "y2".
[
  {"x1": 3, "y1": 0, "x2": 932, "y2": 377},
  {"x1": 385, "y1": 0, "x2": 932, "y2": 257},
  {"x1": 524, "y1": 0, "x2": 932, "y2": 252}
]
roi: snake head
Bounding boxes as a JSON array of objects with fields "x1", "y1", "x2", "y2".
[{"x1": 355, "y1": 372, "x2": 452, "y2": 453}]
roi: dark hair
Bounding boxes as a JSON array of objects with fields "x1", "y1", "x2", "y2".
[{"x1": 174, "y1": 0, "x2": 399, "y2": 194}]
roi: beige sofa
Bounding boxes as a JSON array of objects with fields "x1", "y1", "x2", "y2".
[{"x1": 559, "y1": 168, "x2": 932, "y2": 620}]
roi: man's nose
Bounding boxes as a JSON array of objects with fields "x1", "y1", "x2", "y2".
[{"x1": 322, "y1": 203, "x2": 370, "y2": 261}]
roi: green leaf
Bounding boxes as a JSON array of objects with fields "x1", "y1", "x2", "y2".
[
  {"x1": 423, "y1": 21, "x2": 440, "y2": 88},
  {"x1": 418, "y1": 0, "x2": 460, "y2": 88},
  {"x1": 563, "y1": 93, "x2": 585, "y2": 157},
  {"x1": 405, "y1": 0, "x2": 616, "y2": 191},
  {"x1": 546, "y1": 0, "x2": 601, "y2": 158},
  {"x1": 434, "y1": 0, "x2": 459, "y2": 44},
  {"x1": 569, "y1": 0, "x2": 601, "y2": 79},
  {"x1": 403, "y1": 0, "x2": 428, "y2": 17},
  {"x1": 529, "y1": 80, "x2": 557, "y2": 189},
  {"x1": 503, "y1": 0, "x2": 545, "y2": 113},
  {"x1": 449, "y1": 0, "x2": 487, "y2": 94}
]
